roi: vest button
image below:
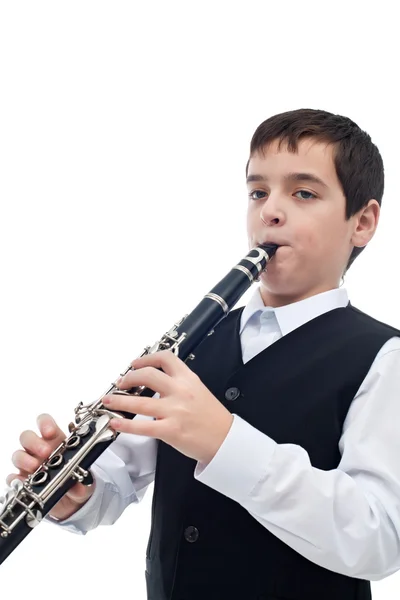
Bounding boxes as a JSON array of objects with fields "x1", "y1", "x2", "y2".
[
  {"x1": 184, "y1": 525, "x2": 199, "y2": 543},
  {"x1": 225, "y1": 387, "x2": 240, "y2": 401}
]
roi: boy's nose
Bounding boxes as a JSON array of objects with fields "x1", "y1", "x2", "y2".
[
  {"x1": 261, "y1": 214, "x2": 280, "y2": 226},
  {"x1": 259, "y1": 198, "x2": 285, "y2": 226}
]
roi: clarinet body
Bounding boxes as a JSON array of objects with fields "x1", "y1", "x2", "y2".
[{"x1": 0, "y1": 243, "x2": 278, "y2": 566}]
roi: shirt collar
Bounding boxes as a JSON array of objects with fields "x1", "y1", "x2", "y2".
[{"x1": 240, "y1": 286, "x2": 349, "y2": 337}]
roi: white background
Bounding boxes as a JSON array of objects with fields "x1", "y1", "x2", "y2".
[{"x1": 0, "y1": 1, "x2": 399, "y2": 598}]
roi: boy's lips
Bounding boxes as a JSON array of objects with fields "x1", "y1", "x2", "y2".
[
  {"x1": 257, "y1": 236, "x2": 289, "y2": 246},
  {"x1": 257, "y1": 241, "x2": 288, "y2": 251}
]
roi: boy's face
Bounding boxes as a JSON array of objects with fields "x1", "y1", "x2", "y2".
[{"x1": 246, "y1": 137, "x2": 374, "y2": 307}]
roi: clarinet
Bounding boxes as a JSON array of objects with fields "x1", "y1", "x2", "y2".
[{"x1": 0, "y1": 243, "x2": 278, "y2": 566}]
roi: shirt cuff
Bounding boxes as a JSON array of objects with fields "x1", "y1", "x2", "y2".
[{"x1": 194, "y1": 414, "x2": 277, "y2": 504}]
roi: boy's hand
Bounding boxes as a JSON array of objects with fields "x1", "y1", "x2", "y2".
[
  {"x1": 6, "y1": 414, "x2": 94, "y2": 520},
  {"x1": 104, "y1": 350, "x2": 234, "y2": 465}
]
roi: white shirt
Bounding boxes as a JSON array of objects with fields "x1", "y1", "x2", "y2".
[{"x1": 47, "y1": 286, "x2": 400, "y2": 581}]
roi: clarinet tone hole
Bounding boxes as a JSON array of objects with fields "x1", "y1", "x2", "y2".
[
  {"x1": 65, "y1": 435, "x2": 80, "y2": 448},
  {"x1": 31, "y1": 471, "x2": 48, "y2": 486},
  {"x1": 47, "y1": 454, "x2": 63, "y2": 468}
]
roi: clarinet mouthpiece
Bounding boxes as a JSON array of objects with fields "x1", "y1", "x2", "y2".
[{"x1": 258, "y1": 243, "x2": 279, "y2": 259}]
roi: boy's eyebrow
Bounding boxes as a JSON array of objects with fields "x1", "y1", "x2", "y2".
[{"x1": 246, "y1": 172, "x2": 329, "y2": 189}]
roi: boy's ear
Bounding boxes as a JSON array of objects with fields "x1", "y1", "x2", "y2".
[{"x1": 351, "y1": 200, "x2": 380, "y2": 248}]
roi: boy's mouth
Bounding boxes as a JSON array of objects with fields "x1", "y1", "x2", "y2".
[{"x1": 257, "y1": 236, "x2": 289, "y2": 248}]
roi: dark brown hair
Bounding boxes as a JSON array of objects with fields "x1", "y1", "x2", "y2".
[{"x1": 245, "y1": 108, "x2": 384, "y2": 273}]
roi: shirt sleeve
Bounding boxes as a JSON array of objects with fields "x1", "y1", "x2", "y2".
[
  {"x1": 44, "y1": 414, "x2": 158, "y2": 534},
  {"x1": 194, "y1": 336, "x2": 400, "y2": 581}
]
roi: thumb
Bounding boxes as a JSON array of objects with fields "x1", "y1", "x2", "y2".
[{"x1": 66, "y1": 481, "x2": 95, "y2": 504}]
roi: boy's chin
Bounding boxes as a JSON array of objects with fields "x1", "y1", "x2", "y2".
[
  {"x1": 258, "y1": 268, "x2": 297, "y2": 295},
  {"x1": 259, "y1": 272, "x2": 288, "y2": 292}
]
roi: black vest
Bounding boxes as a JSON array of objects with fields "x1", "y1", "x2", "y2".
[{"x1": 144, "y1": 304, "x2": 400, "y2": 600}]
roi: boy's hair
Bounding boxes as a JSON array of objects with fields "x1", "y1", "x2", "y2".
[{"x1": 245, "y1": 108, "x2": 384, "y2": 273}]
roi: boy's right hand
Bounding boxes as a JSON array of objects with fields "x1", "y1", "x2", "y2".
[{"x1": 6, "y1": 414, "x2": 95, "y2": 521}]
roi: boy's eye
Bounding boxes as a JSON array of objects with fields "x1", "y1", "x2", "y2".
[
  {"x1": 295, "y1": 190, "x2": 316, "y2": 200},
  {"x1": 248, "y1": 190, "x2": 267, "y2": 200},
  {"x1": 248, "y1": 189, "x2": 316, "y2": 201}
]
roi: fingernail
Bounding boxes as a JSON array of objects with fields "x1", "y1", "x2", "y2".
[{"x1": 103, "y1": 397, "x2": 111, "y2": 405}]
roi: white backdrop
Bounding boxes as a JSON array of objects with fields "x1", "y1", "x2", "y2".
[{"x1": 0, "y1": 1, "x2": 399, "y2": 598}]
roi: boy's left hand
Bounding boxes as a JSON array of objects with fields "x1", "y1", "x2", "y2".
[{"x1": 102, "y1": 350, "x2": 234, "y2": 465}]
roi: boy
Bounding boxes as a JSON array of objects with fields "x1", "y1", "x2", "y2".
[{"x1": 7, "y1": 108, "x2": 400, "y2": 600}]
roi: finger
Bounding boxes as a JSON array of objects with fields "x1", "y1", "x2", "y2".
[
  {"x1": 109, "y1": 416, "x2": 161, "y2": 438},
  {"x1": 117, "y1": 366, "x2": 173, "y2": 396},
  {"x1": 66, "y1": 482, "x2": 94, "y2": 504},
  {"x1": 19, "y1": 430, "x2": 52, "y2": 459},
  {"x1": 11, "y1": 449, "x2": 42, "y2": 473},
  {"x1": 104, "y1": 395, "x2": 167, "y2": 419},
  {"x1": 36, "y1": 414, "x2": 66, "y2": 443},
  {"x1": 131, "y1": 349, "x2": 189, "y2": 378}
]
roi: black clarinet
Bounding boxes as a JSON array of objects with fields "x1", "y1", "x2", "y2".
[{"x1": 0, "y1": 243, "x2": 278, "y2": 566}]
